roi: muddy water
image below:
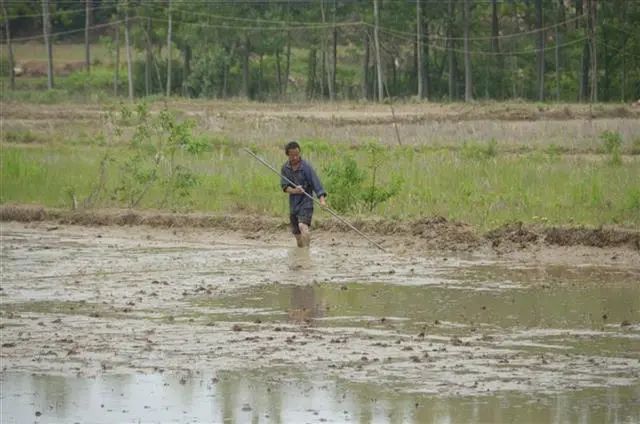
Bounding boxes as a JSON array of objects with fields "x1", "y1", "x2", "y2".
[{"x1": 1, "y1": 222, "x2": 639, "y2": 423}]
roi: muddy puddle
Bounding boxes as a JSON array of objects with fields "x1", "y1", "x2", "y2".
[{"x1": 1, "y1": 221, "x2": 639, "y2": 423}]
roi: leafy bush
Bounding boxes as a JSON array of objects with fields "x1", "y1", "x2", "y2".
[
  {"x1": 324, "y1": 142, "x2": 402, "y2": 213},
  {"x1": 61, "y1": 68, "x2": 118, "y2": 92},
  {"x1": 324, "y1": 155, "x2": 366, "y2": 213},
  {"x1": 461, "y1": 139, "x2": 498, "y2": 159},
  {"x1": 184, "y1": 49, "x2": 237, "y2": 98},
  {"x1": 600, "y1": 130, "x2": 623, "y2": 165},
  {"x1": 630, "y1": 137, "x2": 640, "y2": 155},
  {"x1": 3, "y1": 129, "x2": 46, "y2": 144},
  {"x1": 100, "y1": 102, "x2": 209, "y2": 209}
]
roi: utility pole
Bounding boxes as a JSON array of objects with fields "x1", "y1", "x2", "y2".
[
  {"x1": 373, "y1": 0, "x2": 383, "y2": 102},
  {"x1": 166, "y1": 0, "x2": 172, "y2": 97},
  {"x1": 42, "y1": 0, "x2": 54, "y2": 89}
]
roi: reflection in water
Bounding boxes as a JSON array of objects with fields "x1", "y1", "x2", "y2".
[
  {"x1": 1, "y1": 372, "x2": 638, "y2": 424},
  {"x1": 287, "y1": 246, "x2": 312, "y2": 271},
  {"x1": 286, "y1": 248, "x2": 326, "y2": 323}
]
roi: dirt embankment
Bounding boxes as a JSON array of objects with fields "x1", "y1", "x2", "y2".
[
  {"x1": 3, "y1": 101, "x2": 639, "y2": 123},
  {"x1": 2, "y1": 204, "x2": 639, "y2": 255}
]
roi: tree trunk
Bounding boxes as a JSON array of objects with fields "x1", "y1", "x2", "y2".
[
  {"x1": 362, "y1": 30, "x2": 370, "y2": 100},
  {"x1": 320, "y1": 0, "x2": 331, "y2": 99},
  {"x1": 276, "y1": 48, "x2": 282, "y2": 96},
  {"x1": 42, "y1": 0, "x2": 54, "y2": 89},
  {"x1": 555, "y1": 17, "x2": 561, "y2": 101},
  {"x1": 536, "y1": 0, "x2": 545, "y2": 101},
  {"x1": 331, "y1": 5, "x2": 337, "y2": 101},
  {"x1": 284, "y1": 32, "x2": 291, "y2": 95},
  {"x1": 183, "y1": 44, "x2": 191, "y2": 96},
  {"x1": 145, "y1": 17, "x2": 151, "y2": 96},
  {"x1": 166, "y1": 0, "x2": 172, "y2": 97},
  {"x1": 2, "y1": 0, "x2": 15, "y2": 90},
  {"x1": 85, "y1": 0, "x2": 91, "y2": 72},
  {"x1": 620, "y1": 0, "x2": 627, "y2": 102},
  {"x1": 258, "y1": 54, "x2": 263, "y2": 99},
  {"x1": 580, "y1": 43, "x2": 590, "y2": 101},
  {"x1": 463, "y1": 0, "x2": 472, "y2": 102},
  {"x1": 448, "y1": 0, "x2": 455, "y2": 100},
  {"x1": 124, "y1": 7, "x2": 134, "y2": 101},
  {"x1": 114, "y1": 21, "x2": 119, "y2": 96},
  {"x1": 242, "y1": 35, "x2": 250, "y2": 99},
  {"x1": 491, "y1": 0, "x2": 503, "y2": 99},
  {"x1": 373, "y1": 0, "x2": 384, "y2": 102},
  {"x1": 577, "y1": 0, "x2": 589, "y2": 101},
  {"x1": 589, "y1": 0, "x2": 597, "y2": 102},
  {"x1": 423, "y1": 15, "x2": 430, "y2": 99},
  {"x1": 417, "y1": 0, "x2": 423, "y2": 98},
  {"x1": 306, "y1": 48, "x2": 317, "y2": 99}
]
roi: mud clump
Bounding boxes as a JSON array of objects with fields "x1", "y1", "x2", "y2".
[
  {"x1": 0, "y1": 205, "x2": 47, "y2": 222},
  {"x1": 486, "y1": 222, "x2": 538, "y2": 249},
  {"x1": 544, "y1": 227, "x2": 640, "y2": 249},
  {"x1": 1, "y1": 204, "x2": 639, "y2": 252}
]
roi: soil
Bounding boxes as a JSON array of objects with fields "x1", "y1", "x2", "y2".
[{"x1": 2, "y1": 204, "x2": 638, "y2": 268}]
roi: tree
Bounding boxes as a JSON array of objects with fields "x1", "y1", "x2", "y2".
[
  {"x1": 373, "y1": 0, "x2": 383, "y2": 101},
  {"x1": 417, "y1": 0, "x2": 423, "y2": 98},
  {"x1": 166, "y1": 0, "x2": 172, "y2": 97},
  {"x1": 535, "y1": 0, "x2": 544, "y2": 101},
  {"x1": 1, "y1": 0, "x2": 15, "y2": 90},
  {"x1": 42, "y1": 0, "x2": 53, "y2": 89},
  {"x1": 85, "y1": 0, "x2": 91, "y2": 72},
  {"x1": 463, "y1": 0, "x2": 472, "y2": 102}
]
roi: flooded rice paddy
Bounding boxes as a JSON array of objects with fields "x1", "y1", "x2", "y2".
[{"x1": 1, "y1": 222, "x2": 639, "y2": 423}]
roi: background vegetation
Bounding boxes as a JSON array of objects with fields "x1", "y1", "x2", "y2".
[
  {"x1": 2, "y1": 0, "x2": 639, "y2": 103},
  {"x1": 2, "y1": 101, "x2": 639, "y2": 230}
]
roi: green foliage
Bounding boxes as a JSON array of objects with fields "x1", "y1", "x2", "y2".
[
  {"x1": 324, "y1": 155, "x2": 366, "y2": 213},
  {"x1": 630, "y1": 137, "x2": 640, "y2": 155},
  {"x1": 600, "y1": 130, "x2": 623, "y2": 165},
  {"x1": 109, "y1": 103, "x2": 207, "y2": 209},
  {"x1": 4, "y1": 139, "x2": 640, "y2": 229},
  {"x1": 303, "y1": 139, "x2": 337, "y2": 155},
  {"x1": 2, "y1": 129, "x2": 46, "y2": 144},
  {"x1": 323, "y1": 142, "x2": 402, "y2": 213},
  {"x1": 461, "y1": 139, "x2": 498, "y2": 160},
  {"x1": 61, "y1": 68, "x2": 117, "y2": 92},
  {"x1": 624, "y1": 187, "x2": 640, "y2": 214},
  {"x1": 362, "y1": 142, "x2": 402, "y2": 211},
  {"x1": 183, "y1": 48, "x2": 239, "y2": 98}
]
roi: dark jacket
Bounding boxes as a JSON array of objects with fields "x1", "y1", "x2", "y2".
[{"x1": 280, "y1": 159, "x2": 326, "y2": 214}]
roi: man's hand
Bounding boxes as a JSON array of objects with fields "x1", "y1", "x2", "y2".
[
  {"x1": 319, "y1": 196, "x2": 327, "y2": 207},
  {"x1": 288, "y1": 185, "x2": 305, "y2": 194}
]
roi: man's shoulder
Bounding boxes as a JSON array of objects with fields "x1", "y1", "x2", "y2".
[{"x1": 300, "y1": 159, "x2": 315, "y2": 169}]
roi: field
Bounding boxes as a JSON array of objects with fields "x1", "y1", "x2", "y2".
[{"x1": 1, "y1": 97, "x2": 639, "y2": 422}]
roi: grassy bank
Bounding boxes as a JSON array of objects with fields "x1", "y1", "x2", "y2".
[{"x1": 2, "y1": 140, "x2": 639, "y2": 230}]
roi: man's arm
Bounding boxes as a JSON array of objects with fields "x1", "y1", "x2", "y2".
[
  {"x1": 281, "y1": 165, "x2": 304, "y2": 194},
  {"x1": 306, "y1": 163, "x2": 327, "y2": 204}
]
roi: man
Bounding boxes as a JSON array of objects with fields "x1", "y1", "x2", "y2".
[{"x1": 280, "y1": 141, "x2": 327, "y2": 247}]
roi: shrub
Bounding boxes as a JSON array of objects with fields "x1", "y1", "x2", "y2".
[{"x1": 600, "y1": 130, "x2": 623, "y2": 165}]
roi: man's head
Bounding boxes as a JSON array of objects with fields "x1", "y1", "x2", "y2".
[{"x1": 285, "y1": 141, "x2": 301, "y2": 166}]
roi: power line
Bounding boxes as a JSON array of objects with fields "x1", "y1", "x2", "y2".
[
  {"x1": 10, "y1": 20, "x2": 125, "y2": 43},
  {"x1": 379, "y1": 26, "x2": 589, "y2": 56},
  {"x1": 144, "y1": 14, "x2": 362, "y2": 30},
  {"x1": 4, "y1": 4, "x2": 116, "y2": 20},
  {"x1": 365, "y1": 14, "x2": 586, "y2": 42}
]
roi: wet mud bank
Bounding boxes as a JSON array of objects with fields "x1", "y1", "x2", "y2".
[
  {"x1": 1, "y1": 210, "x2": 639, "y2": 421},
  {"x1": 2, "y1": 204, "x2": 639, "y2": 259}
]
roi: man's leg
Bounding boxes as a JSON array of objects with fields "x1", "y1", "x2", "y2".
[
  {"x1": 297, "y1": 210, "x2": 313, "y2": 247},
  {"x1": 298, "y1": 223, "x2": 310, "y2": 247},
  {"x1": 290, "y1": 214, "x2": 304, "y2": 247}
]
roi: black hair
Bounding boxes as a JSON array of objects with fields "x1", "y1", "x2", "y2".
[{"x1": 284, "y1": 140, "x2": 300, "y2": 155}]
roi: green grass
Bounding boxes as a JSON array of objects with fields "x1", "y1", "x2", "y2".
[{"x1": 2, "y1": 141, "x2": 639, "y2": 230}]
